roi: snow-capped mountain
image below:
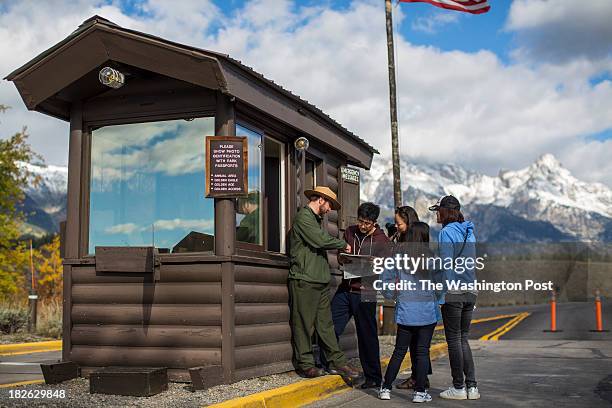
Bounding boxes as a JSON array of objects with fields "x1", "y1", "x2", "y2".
[
  {"x1": 362, "y1": 154, "x2": 612, "y2": 242},
  {"x1": 17, "y1": 154, "x2": 612, "y2": 242},
  {"x1": 19, "y1": 162, "x2": 68, "y2": 237}
]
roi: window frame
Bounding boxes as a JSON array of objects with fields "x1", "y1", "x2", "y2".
[
  {"x1": 84, "y1": 114, "x2": 216, "y2": 257},
  {"x1": 263, "y1": 135, "x2": 287, "y2": 254},
  {"x1": 234, "y1": 119, "x2": 290, "y2": 255},
  {"x1": 235, "y1": 121, "x2": 265, "y2": 252}
]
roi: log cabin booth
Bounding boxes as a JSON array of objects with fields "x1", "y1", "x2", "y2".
[{"x1": 5, "y1": 16, "x2": 377, "y2": 385}]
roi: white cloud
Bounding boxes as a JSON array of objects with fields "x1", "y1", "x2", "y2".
[
  {"x1": 105, "y1": 222, "x2": 140, "y2": 234},
  {"x1": 89, "y1": 118, "x2": 215, "y2": 185},
  {"x1": 1, "y1": 0, "x2": 611, "y2": 189},
  {"x1": 153, "y1": 218, "x2": 215, "y2": 232},
  {"x1": 506, "y1": 0, "x2": 612, "y2": 62},
  {"x1": 411, "y1": 12, "x2": 459, "y2": 34},
  {"x1": 104, "y1": 218, "x2": 214, "y2": 235}
]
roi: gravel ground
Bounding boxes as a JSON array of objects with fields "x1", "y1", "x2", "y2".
[
  {"x1": 0, "y1": 373, "x2": 305, "y2": 408},
  {"x1": 0, "y1": 336, "x2": 444, "y2": 408}
]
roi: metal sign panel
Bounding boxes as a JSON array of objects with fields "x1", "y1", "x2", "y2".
[
  {"x1": 339, "y1": 166, "x2": 360, "y2": 229},
  {"x1": 205, "y1": 136, "x2": 248, "y2": 197},
  {"x1": 341, "y1": 166, "x2": 360, "y2": 184}
]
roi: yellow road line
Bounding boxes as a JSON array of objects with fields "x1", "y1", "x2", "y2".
[
  {"x1": 479, "y1": 315, "x2": 520, "y2": 341},
  {"x1": 0, "y1": 379, "x2": 45, "y2": 388},
  {"x1": 435, "y1": 313, "x2": 520, "y2": 331},
  {"x1": 480, "y1": 312, "x2": 530, "y2": 341},
  {"x1": 488, "y1": 312, "x2": 531, "y2": 341}
]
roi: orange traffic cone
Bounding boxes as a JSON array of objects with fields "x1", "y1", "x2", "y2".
[
  {"x1": 543, "y1": 290, "x2": 562, "y2": 332},
  {"x1": 590, "y1": 289, "x2": 609, "y2": 333}
]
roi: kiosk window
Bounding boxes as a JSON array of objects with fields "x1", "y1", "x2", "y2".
[
  {"x1": 235, "y1": 124, "x2": 263, "y2": 246},
  {"x1": 264, "y1": 137, "x2": 286, "y2": 253},
  {"x1": 89, "y1": 118, "x2": 215, "y2": 254}
]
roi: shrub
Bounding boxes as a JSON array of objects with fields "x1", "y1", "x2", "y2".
[{"x1": 0, "y1": 304, "x2": 28, "y2": 334}]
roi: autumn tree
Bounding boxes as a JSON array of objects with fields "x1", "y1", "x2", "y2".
[
  {"x1": 0, "y1": 106, "x2": 41, "y2": 297},
  {"x1": 33, "y1": 235, "x2": 63, "y2": 300}
]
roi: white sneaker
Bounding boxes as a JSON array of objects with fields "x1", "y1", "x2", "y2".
[
  {"x1": 378, "y1": 387, "x2": 391, "y2": 400},
  {"x1": 467, "y1": 386, "x2": 480, "y2": 399},
  {"x1": 440, "y1": 386, "x2": 467, "y2": 400},
  {"x1": 412, "y1": 391, "x2": 432, "y2": 403}
]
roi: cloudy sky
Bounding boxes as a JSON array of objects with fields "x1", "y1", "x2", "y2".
[{"x1": 1, "y1": 0, "x2": 611, "y2": 186}]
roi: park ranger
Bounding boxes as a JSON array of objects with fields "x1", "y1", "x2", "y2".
[{"x1": 289, "y1": 186, "x2": 361, "y2": 379}]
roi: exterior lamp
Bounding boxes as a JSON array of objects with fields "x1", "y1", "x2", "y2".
[
  {"x1": 294, "y1": 137, "x2": 309, "y2": 151},
  {"x1": 99, "y1": 67, "x2": 125, "y2": 89}
]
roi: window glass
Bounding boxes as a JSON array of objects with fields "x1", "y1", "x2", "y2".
[
  {"x1": 235, "y1": 124, "x2": 262, "y2": 245},
  {"x1": 89, "y1": 118, "x2": 215, "y2": 254},
  {"x1": 264, "y1": 137, "x2": 285, "y2": 252}
]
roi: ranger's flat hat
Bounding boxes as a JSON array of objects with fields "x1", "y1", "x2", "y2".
[{"x1": 304, "y1": 186, "x2": 341, "y2": 211}]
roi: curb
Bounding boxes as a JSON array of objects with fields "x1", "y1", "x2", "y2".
[
  {"x1": 0, "y1": 340, "x2": 62, "y2": 356},
  {"x1": 208, "y1": 342, "x2": 448, "y2": 408},
  {"x1": 0, "y1": 380, "x2": 45, "y2": 389}
]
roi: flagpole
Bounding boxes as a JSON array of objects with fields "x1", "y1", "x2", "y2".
[{"x1": 385, "y1": 0, "x2": 402, "y2": 208}]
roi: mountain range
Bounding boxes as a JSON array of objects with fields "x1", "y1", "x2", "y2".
[
  {"x1": 18, "y1": 154, "x2": 612, "y2": 242},
  {"x1": 362, "y1": 154, "x2": 612, "y2": 242}
]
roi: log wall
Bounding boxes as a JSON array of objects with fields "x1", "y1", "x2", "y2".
[
  {"x1": 233, "y1": 261, "x2": 293, "y2": 380},
  {"x1": 69, "y1": 260, "x2": 224, "y2": 381},
  {"x1": 232, "y1": 258, "x2": 357, "y2": 381},
  {"x1": 68, "y1": 257, "x2": 357, "y2": 383}
]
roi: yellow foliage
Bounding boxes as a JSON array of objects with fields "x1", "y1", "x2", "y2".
[
  {"x1": 0, "y1": 239, "x2": 28, "y2": 298},
  {"x1": 33, "y1": 235, "x2": 63, "y2": 300}
]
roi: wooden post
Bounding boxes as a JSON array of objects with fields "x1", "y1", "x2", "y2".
[
  {"x1": 28, "y1": 240, "x2": 37, "y2": 332},
  {"x1": 384, "y1": 0, "x2": 401, "y2": 336},
  {"x1": 214, "y1": 94, "x2": 237, "y2": 257},
  {"x1": 215, "y1": 92, "x2": 236, "y2": 383},
  {"x1": 62, "y1": 101, "x2": 82, "y2": 361},
  {"x1": 65, "y1": 102, "x2": 83, "y2": 259},
  {"x1": 385, "y1": 0, "x2": 402, "y2": 208}
]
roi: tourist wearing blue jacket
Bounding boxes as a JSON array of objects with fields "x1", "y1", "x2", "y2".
[
  {"x1": 429, "y1": 195, "x2": 480, "y2": 401},
  {"x1": 378, "y1": 222, "x2": 442, "y2": 403}
]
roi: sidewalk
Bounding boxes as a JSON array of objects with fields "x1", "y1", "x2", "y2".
[{"x1": 207, "y1": 343, "x2": 448, "y2": 408}]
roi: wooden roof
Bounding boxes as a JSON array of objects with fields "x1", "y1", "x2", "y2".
[{"x1": 5, "y1": 16, "x2": 377, "y2": 168}]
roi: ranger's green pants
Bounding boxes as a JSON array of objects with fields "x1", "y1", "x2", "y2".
[{"x1": 289, "y1": 279, "x2": 347, "y2": 370}]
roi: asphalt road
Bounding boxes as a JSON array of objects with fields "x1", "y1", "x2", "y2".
[
  {"x1": 470, "y1": 302, "x2": 612, "y2": 340},
  {"x1": 308, "y1": 339, "x2": 612, "y2": 408},
  {"x1": 308, "y1": 301, "x2": 612, "y2": 408},
  {"x1": 0, "y1": 351, "x2": 61, "y2": 387}
]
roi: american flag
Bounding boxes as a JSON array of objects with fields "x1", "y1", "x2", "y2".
[{"x1": 398, "y1": 0, "x2": 491, "y2": 14}]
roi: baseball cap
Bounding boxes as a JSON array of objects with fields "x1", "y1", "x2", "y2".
[{"x1": 428, "y1": 195, "x2": 461, "y2": 211}]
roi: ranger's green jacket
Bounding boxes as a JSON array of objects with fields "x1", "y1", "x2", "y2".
[{"x1": 289, "y1": 206, "x2": 347, "y2": 284}]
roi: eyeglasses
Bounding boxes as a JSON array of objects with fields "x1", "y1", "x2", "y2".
[{"x1": 357, "y1": 219, "x2": 375, "y2": 227}]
